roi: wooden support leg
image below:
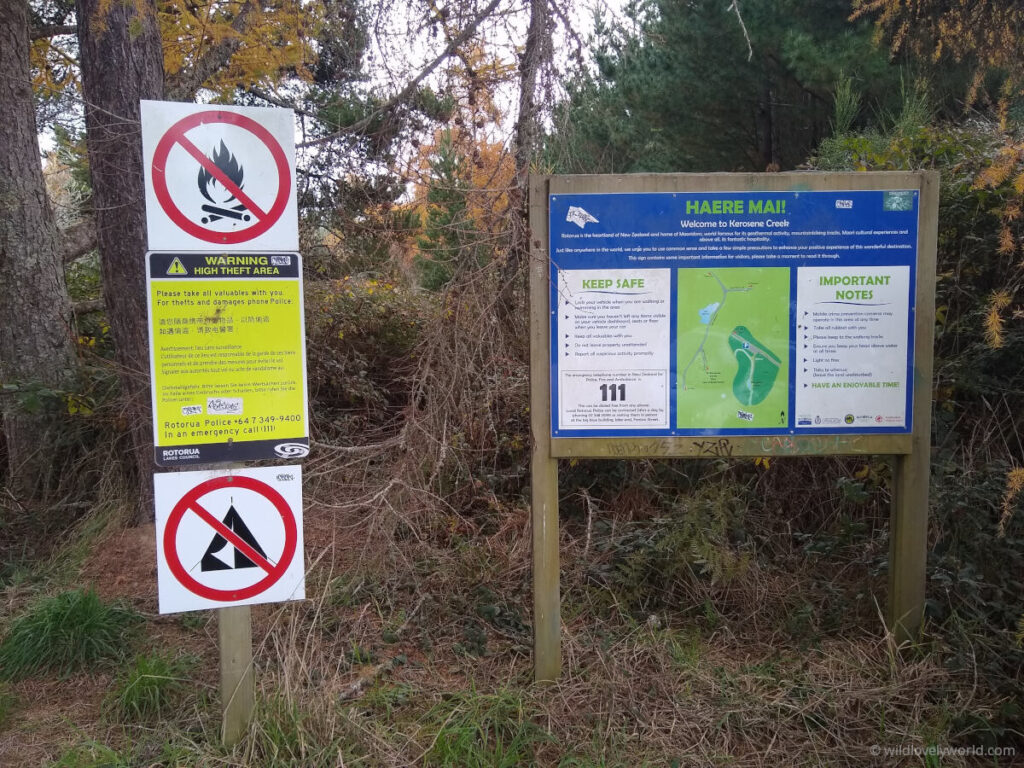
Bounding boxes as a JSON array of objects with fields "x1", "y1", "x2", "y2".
[
  {"x1": 219, "y1": 604, "x2": 255, "y2": 746},
  {"x1": 888, "y1": 452, "x2": 928, "y2": 643},
  {"x1": 532, "y1": 453, "x2": 560, "y2": 682},
  {"x1": 888, "y1": 171, "x2": 938, "y2": 645}
]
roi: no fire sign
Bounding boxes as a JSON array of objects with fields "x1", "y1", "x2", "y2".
[{"x1": 141, "y1": 101, "x2": 298, "y2": 252}]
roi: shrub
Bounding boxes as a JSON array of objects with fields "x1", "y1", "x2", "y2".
[
  {"x1": 588, "y1": 481, "x2": 752, "y2": 614},
  {"x1": 304, "y1": 274, "x2": 425, "y2": 427}
]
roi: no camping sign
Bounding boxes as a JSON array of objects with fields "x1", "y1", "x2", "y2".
[
  {"x1": 154, "y1": 466, "x2": 305, "y2": 613},
  {"x1": 141, "y1": 101, "x2": 299, "y2": 251}
]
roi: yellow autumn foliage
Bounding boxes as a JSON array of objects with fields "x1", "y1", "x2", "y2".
[
  {"x1": 983, "y1": 290, "x2": 1013, "y2": 349},
  {"x1": 159, "y1": 0, "x2": 320, "y2": 98},
  {"x1": 30, "y1": 0, "x2": 320, "y2": 101},
  {"x1": 403, "y1": 43, "x2": 518, "y2": 254},
  {"x1": 999, "y1": 466, "x2": 1024, "y2": 537}
]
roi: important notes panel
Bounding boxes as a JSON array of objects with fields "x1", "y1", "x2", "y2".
[{"x1": 548, "y1": 190, "x2": 920, "y2": 438}]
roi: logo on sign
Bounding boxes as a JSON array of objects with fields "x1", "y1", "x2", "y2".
[
  {"x1": 566, "y1": 206, "x2": 599, "y2": 229},
  {"x1": 274, "y1": 442, "x2": 309, "y2": 459}
]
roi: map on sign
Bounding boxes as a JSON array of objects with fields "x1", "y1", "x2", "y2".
[
  {"x1": 548, "y1": 189, "x2": 920, "y2": 438},
  {"x1": 676, "y1": 268, "x2": 789, "y2": 429}
]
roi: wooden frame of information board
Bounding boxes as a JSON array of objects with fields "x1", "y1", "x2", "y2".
[{"x1": 529, "y1": 171, "x2": 939, "y2": 682}]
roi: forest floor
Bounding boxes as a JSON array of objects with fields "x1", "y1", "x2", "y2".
[{"x1": 0, "y1": 483, "x2": 1013, "y2": 768}]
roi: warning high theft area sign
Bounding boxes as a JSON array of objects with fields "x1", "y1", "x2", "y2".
[{"x1": 146, "y1": 251, "x2": 309, "y2": 466}]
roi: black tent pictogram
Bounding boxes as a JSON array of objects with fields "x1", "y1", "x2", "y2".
[{"x1": 200, "y1": 505, "x2": 268, "y2": 571}]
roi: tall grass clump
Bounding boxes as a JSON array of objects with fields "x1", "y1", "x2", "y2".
[
  {"x1": 48, "y1": 741, "x2": 131, "y2": 768},
  {"x1": 106, "y1": 652, "x2": 191, "y2": 722},
  {"x1": 0, "y1": 588, "x2": 140, "y2": 680},
  {"x1": 239, "y1": 694, "x2": 363, "y2": 767}
]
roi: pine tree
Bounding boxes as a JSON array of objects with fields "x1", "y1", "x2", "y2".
[
  {"x1": 547, "y1": 0, "x2": 915, "y2": 173},
  {"x1": 415, "y1": 132, "x2": 483, "y2": 290}
]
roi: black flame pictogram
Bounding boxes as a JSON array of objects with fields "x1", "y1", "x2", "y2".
[{"x1": 198, "y1": 140, "x2": 251, "y2": 224}]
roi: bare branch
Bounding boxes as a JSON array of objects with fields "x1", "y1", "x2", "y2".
[
  {"x1": 30, "y1": 24, "x2": 78, "y2": 40},
  {"x1": 61, "y1": 218, "x2": 97, "y2": 263},
  {"x1": 246, "y1": 87, "x2": 324, "y2": 122},
  {"x1": 727, "y1": 0, "x2": 753, "y2": 62},
  {"x1": 298, "y1": 0, "x2": 503, "y2": 149},
  {"x1": 548, "y1": 0, "x2": 585, "y2": 54}
]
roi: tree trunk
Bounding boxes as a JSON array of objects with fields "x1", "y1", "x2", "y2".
[
  {"x1": 0, "y1": 0, "x2": 78, "y2": 499},
  {"x1": 76, "y1": 0, "x2": 164, "y2": 521},
  {"x1": 499, "y1": 0, "x2": 549, "y2": 343},
  {"x1": 757, "y1": 75, "x2": 779, "y2": 170}
]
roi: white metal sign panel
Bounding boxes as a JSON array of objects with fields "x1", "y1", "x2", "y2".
[
  {"x1": 154, "y1": 465, "x2": 305, "y2": 613},
  {"x1": 141, "y1": 100, "x2": 298, "y2": 251}
]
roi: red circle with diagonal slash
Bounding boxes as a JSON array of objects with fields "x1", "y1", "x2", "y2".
[
  {"x1": 163, "y1": 475, "x2": 297, "y2": 601},
  {"x1": 151, "y1": 111, "x2": 291, "y2": 244}
]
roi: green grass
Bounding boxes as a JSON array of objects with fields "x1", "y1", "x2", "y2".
[
  {"x1": 0, "y1": 589, "x2": 141, "y2": 680},
  {"x1": 48, "y1": 741, "x2": 130, "y2": 768},
  {"x1": 424, "y1": 687, "x2": 550, "y2": 768},
  {"x1": 240, "y1": 694, "x2": 364, "y2": 767},
  {"x1": 106, "y1": 652, "x2": 192, "y2": 722}
]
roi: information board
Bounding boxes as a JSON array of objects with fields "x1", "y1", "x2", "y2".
[
  {"x1": 146, "y1": 252, "x2": 309, "y2": 465},
  {"x1": 549, "y1": 190, "x2": 919, "y2": 438}
]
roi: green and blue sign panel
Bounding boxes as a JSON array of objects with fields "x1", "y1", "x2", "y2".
[{"x1": 549, "y1": 190, "x2": 919, "y2": 437}]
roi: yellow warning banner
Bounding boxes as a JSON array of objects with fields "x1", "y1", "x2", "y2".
[{"x1": 146, "y1": 252, "x2": 308, "y2": 465}]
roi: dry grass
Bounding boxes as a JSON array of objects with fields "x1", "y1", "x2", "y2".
[{"x1": 0, "y1": 257, "x2": 1015, "y2": 766}]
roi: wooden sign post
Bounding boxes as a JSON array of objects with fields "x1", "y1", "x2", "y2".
[
  {"x1": 529, "y1": 172, "x2": 938, "y2": 681},
  {"x1": 142, "y1": 101, "x2": 308, "y2": 744},
  {"x1": 219, "y1": 604, "x2": 255, "y2": 745}
]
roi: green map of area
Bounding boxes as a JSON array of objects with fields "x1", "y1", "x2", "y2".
[{"x1": 677, "y1": 268, "x2": 790, "y2": 430}]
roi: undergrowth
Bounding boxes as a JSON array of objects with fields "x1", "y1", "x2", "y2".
[
  {"x1": 238, "y1": 693, "x2": 364, "y2": 767},
  {"x1": 48, "y1": 742, "x2": 130, "y2": 768},
  {"x1": 4, "y1": 82, "x2": 1024, "y2": 767}
]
